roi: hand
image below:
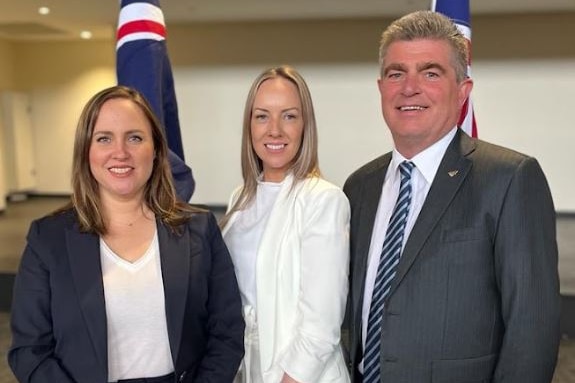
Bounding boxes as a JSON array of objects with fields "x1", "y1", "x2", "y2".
[{"x1": 280, "y1": 373, "x2": 301, "y2": 383}]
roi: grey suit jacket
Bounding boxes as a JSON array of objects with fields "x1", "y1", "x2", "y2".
[
  {"x1": 9, "y1": 209, "x2": 244, "y2": 383},
  {"x1": 343, "y1": 130, "x2": 560, "y2": 383}
]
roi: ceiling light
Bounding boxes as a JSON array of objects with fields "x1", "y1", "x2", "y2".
[
  {"x1": 38, "y1": 7, "x2": 50, "y2": 15},
  {"x1": 80, "y1": 31, "x2": 93, "y2": 40}
]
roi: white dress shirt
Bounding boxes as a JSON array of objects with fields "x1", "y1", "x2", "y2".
[{"x1": 360, "y1": 127, "x2": 457, "y2": 370}]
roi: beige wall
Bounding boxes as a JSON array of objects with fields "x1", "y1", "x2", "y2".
[
  {"x1": 0, "y1": 39, "x2": 14, "y2": 209},
  {"x1": 473, "y1": 12, "x2": 575, "y2": 59},
  {"x1": 6, "y1": 12, "x2": 575, "y2": 92},
  {"x1": 0, "y1": 39, "x2": 14, "y2": 90},
  {"x1": 13, "y1": 40, "x2": 114, "y2": 89},
  {"x1": 167, "y1": 18, "x2": 383, "y2": 66},
  {"x1": 164, "y1": 12, "x2": 575, "y2": 66},
  {"x1": 0, "y1": 12, "x2": 573, "y2": 208}
]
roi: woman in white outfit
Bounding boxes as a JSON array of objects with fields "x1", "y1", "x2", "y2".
[{"x1": 220, "y1": 66, "x2": 351, "y2": 383}]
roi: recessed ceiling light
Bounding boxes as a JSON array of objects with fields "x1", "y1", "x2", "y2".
[
  {"x1": 80, "y1": 31, "x2": 93, "y2": 40},
  {"x1": 38, "y1": 7, "x2": 50, "y2": 15}
]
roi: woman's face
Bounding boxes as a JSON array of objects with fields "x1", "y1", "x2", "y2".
[
  {"x1": 88, "y1": 98, "x2": 155, "y2": 203},
  {"x1": 250, "y1": 77, "x2": 304, "y2": 182}
]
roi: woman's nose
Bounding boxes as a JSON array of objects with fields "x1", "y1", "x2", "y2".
[
  {"x1": 267, "y1": 117, "x2": 282, "y2": 137},
  {"x1": 112, "y1": 141, "x2": 129, "y2": 159}
]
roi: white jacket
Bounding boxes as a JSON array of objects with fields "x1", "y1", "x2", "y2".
[{"x1": 222, "y1": 174, "x2": 351, "y2": 383}]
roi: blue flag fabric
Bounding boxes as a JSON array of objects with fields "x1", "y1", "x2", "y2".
[
  {"x1": 432, "y1": 0, "x2": 470, "y2": 28},
  {"x1": 431, "y1": 0, "x2": 477, "y2": 137},
  {"x1": 117, "y1": 0, "x2": 195, "y2": 201}
]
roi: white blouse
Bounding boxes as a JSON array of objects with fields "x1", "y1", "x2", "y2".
[{"x1": 224, "y1": 179, "x2": 283, "y2": 308}]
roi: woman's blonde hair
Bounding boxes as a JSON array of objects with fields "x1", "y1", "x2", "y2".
[{"x1": 220, "y1": 65, "x2": 320, "y2": 228}]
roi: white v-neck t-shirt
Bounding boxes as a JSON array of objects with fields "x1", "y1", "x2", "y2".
[{"x1": 100, "y1": 229, "x2": 174, "y2": 381}]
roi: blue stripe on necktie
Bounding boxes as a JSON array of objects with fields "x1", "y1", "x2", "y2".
[{"x1": 363, "y1": 161, "x2": 415, "y2": 383}]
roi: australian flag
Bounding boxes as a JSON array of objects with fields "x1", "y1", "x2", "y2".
[
  {"x1": 116, "y1": 0, "x2": 195, "y2": 201},
  {"x1": 431, "y1": 0, "x2": 478, "y2": 137}
]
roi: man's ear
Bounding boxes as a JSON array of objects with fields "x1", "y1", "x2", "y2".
[{"x1": 458, "y1": 78, "x2": 474, "y2": 107}]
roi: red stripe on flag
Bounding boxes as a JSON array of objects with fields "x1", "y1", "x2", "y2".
[
  {"x1": 117, "y1": 20, "x2": 166, "y2": 41},
  {"x1": 458, "y1": 98, "x2": 470, "y2": 127}
]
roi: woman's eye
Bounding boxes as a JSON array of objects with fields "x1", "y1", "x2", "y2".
[
  {"x1": 284, "y1": 113, "x2": 298, "y2": 121},
  {"x1": 95, "y1": 136, "x2": 111, "y2": 143},
  {"x1": 128, "y1": 135, "x2": 143, "y2": 142},
  {"x1": 254, "y1": 114, "x2": 267, "y2": 121}
]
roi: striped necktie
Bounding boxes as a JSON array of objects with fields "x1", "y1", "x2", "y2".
[{"x1": 363, "y1": 161, "x2": 415, "y2": 383}]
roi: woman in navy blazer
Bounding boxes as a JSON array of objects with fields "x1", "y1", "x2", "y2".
[{"x1": 8, "y1": 86, "x2": 245, "y2": 383}]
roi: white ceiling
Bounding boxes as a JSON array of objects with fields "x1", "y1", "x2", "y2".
[{"x1": 0, "y1": 0, "x2": 574, "y2": 41}]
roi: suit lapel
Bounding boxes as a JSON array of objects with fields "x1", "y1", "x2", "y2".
[
  {"x1": 66, "y1": 226, "x2": 108, "y2": 374},
  {"x1": 389, "y1": 130, "x2": 476, "y2": 296},
  {"x1": 352, "y1": 155, "x2": 390, "y2": 320},
  {"x1": 158, "y1": 220, "x2": 190, "y2": 364}
]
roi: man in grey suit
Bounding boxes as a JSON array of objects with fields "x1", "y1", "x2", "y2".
[{"x1": 343, "y1": 10, "x2": 560, "y2": 383}]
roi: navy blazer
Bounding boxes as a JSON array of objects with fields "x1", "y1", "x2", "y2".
[{"x1": 8, "y1": 208, "x2": 245, "y2": 383}]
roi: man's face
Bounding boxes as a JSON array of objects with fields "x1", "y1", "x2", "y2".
[{"x1": 378, "y1": 39, "x2": 472, "y2": 157}]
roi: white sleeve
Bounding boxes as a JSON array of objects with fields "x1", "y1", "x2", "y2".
[{"x1": 279, "y1": 186, "x2": 350, "y2": 382}]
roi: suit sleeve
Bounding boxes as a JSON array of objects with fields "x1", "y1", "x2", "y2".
[
  {"x1": 493, "y1": 157, "x2": 561, "y2": 382},
  {"x1": 194, "y1": 213, "x2": 245, "y2": 383},
  {"x1": 8, "y1": 222, "x2": 76, "y2": 383},
  {"x1": 278, "y1": 187, "x2": 351, "y2": 383}
]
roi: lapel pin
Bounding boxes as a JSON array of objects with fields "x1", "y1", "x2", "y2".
[{"x1": 448, "y1": 170, "x2": 459, "y2": 177}]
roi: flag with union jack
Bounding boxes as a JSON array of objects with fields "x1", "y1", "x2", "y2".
[
  {"x1": 431, "y1": 0, "x2": 478, "y2": 137},
  {"x1": 117, "y1": 0, "x2": 195, "y2": 201}
]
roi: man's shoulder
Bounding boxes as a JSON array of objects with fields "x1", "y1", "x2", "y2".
[
  {"x1": 470, "y1": 137, "x2": 535, "y2": 170},
  {"x1": 344, "y1": 153, "x2": 391, "y2": 188}
]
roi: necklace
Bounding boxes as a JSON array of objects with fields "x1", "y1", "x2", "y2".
[{"x1": 109, "y1": 208, "x2": 151, "y2": 227}]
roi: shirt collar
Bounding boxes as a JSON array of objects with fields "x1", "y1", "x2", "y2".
[{"x1": 390, "y1": 127, "x2": 458, "y2": 185}]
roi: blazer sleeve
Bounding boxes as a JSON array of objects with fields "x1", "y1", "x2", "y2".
[
  {"x1": 278, "y1": 186, "x2": 351, "y2": 383},
  {"x1": 493, "y1": 157, "x2": 561, "y2": 382},
  {"x1": 194, "y1": 213, "x2": 245, "y2": 383},
  {"x1": 8, "y1": 222, "x2": 76, "y2": 383}
]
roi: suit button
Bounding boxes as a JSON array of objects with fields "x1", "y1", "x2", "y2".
[{"x1": 178, "y1": 370, "x2": 187, "y2": 382}]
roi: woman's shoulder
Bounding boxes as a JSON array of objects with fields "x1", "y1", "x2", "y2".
[
  {"x1": 296, "y1": 176, "x2": 348, "y2": 203},
  {"x1": 23, "y1": 208, "x2": 83, "y2": 252},
  {"x1": 178, "y1": 208, "x2": 220, "y2": 236},
  {"x1": 29, "y1": 207, "x2": 77, "y2": 233},
  {"x1": 299, "y1": 176, "x2": 344, "y2": 193}
]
